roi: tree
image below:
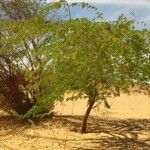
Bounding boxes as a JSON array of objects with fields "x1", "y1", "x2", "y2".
[
  {"x1": 0, "y1": 0, "x2": 102, "y2": 116},
  {"x1": 0, "y1": 0, "x2": 62, "y2": 115},
  {"x1": 0, "y1": 0, "x2": 78, "y2": 116},
  {"x1": 0, "y1": 0, "x2": 149, "y2": 126},
  {"x1": 51, "y1": 16, "x2": 150, "y2": 133}
]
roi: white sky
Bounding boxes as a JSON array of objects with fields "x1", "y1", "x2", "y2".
[
  {"x1": 50, "y1": 0, "x2": 150, "y2": 28},
  {"x1": 54, "y1": 0, "x2": 150, "y2": 7}
]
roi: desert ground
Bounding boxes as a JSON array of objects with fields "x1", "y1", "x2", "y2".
[{"x1": 0, "y1": 93, "x2": 150, "y2": 150}]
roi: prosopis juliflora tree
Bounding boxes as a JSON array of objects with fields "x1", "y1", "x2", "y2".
[
  {"x1": 0, "y1": 0, "x2": 64, "y2": 115},
  {"x1": 51, "y1": 15, "x2": 150, "y2": 133}
]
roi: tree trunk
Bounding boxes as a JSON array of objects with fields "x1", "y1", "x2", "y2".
[{"x1": 81, "y1": 100, "x2": 95, "y2": 133}]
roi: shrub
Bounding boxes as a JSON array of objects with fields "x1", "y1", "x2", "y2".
[{"x1": 0, "y1": 73, "x2": 33, "y2": 115}]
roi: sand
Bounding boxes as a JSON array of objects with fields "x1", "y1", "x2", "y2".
[
  {"x1": 0, "y1": 93, "x2": 150, "y2": 150},
  {"x1": 54, "y1": 93, "x2": 150, "y2": 119}
]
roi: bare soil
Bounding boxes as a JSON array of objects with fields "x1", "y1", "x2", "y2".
[{"x1": 0, "y1": 94, "x2": 150, "y2": 150}]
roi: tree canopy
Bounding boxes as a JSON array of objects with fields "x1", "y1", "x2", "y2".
[
  {"x1": 0, "y1": 0, "x2": 149, "y2": 132},
  {"x1": 50, "y1": 16, "x2": 150, "y2": 132}
]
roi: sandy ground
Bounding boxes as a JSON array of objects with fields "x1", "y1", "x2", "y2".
[
  {"x1": 0, "y1": 93, "x2": 150, "y2": 150},
  {"x1": 54, "y1": 93, "x2": 150, "y2": 119}
]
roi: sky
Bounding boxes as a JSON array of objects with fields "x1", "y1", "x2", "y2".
[{"x1": 52, "y1": 0, "x2": 150, "y2": 28}]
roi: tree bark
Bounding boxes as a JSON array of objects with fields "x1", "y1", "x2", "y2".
[{"x1": 81, "y1": 100, "x2": 95, "y2": 133}]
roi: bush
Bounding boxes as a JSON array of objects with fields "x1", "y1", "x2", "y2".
[{"x1": 0, "y1": 73, "x2": 33, "y2": 115}]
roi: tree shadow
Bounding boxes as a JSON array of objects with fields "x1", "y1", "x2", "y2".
[
  {"x1": 54, "y1": 115, "x2": 150, "y2": 150},
  {"x1": 0, "y1": 115, "x2": 150, "y2": 150}
]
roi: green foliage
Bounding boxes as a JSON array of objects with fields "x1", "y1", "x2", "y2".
[
  {"x1": 48, "y1": 15, "x2": 149, "y2": 132},
  {"x1": 0, "y1": 0, "x2": 149, "y2": 120},
  {"x1": 0, "y1": 0, "x2": 62, "y2": 115},
  {"x1": 50, "y1": 16, "x2": 149, "y2": 104}
]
